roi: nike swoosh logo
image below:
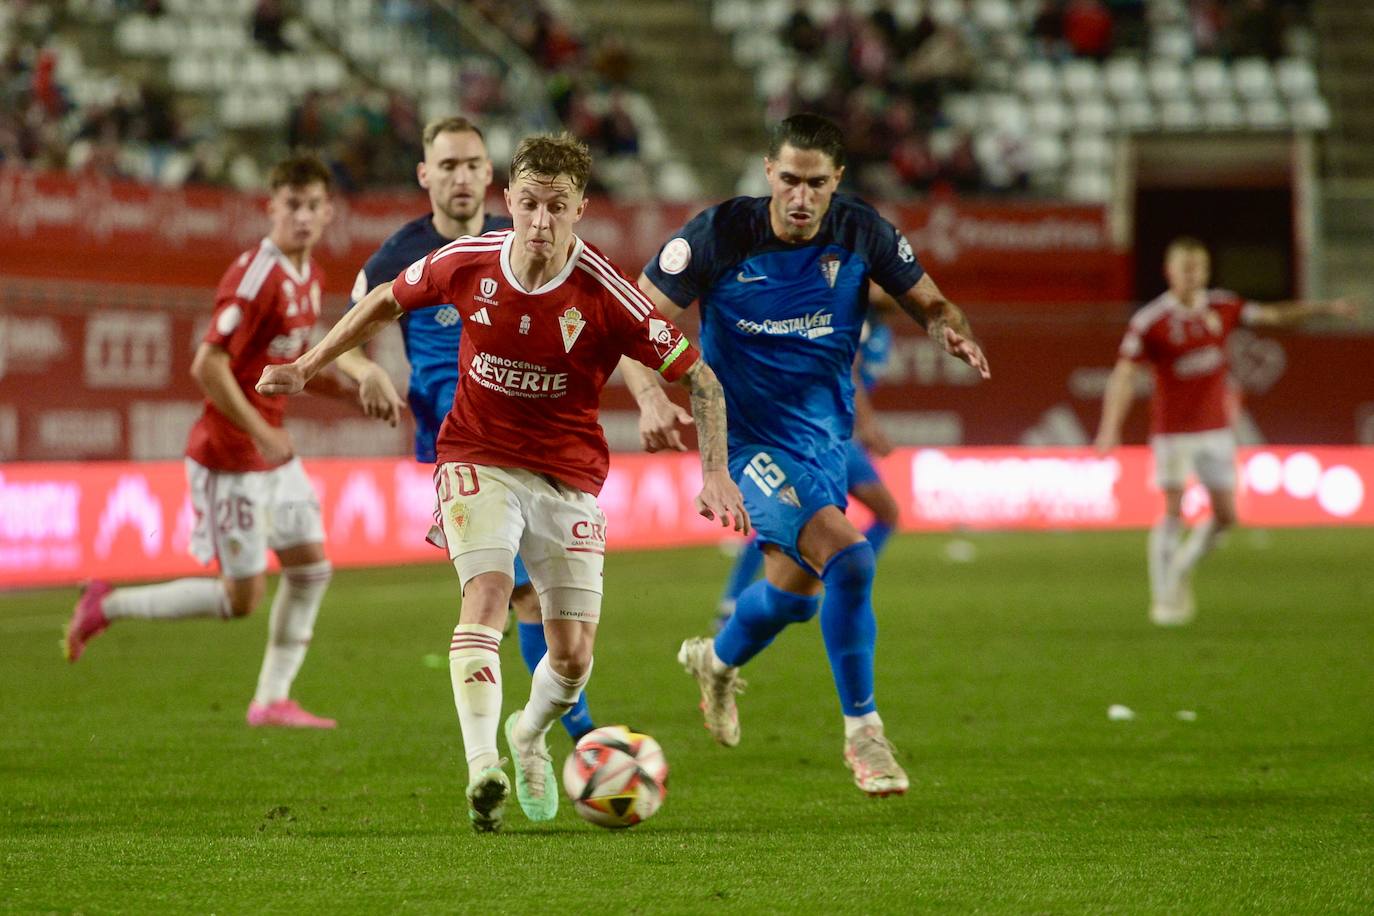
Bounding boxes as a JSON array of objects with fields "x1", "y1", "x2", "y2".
[
  {"x1": 736, "y1": 272, "x2": 767, "y2": 283},
  {"x1": 853, "y1": 694, "x2": 875, "y2": 708}
]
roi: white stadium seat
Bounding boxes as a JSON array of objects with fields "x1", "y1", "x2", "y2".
[
  {"x1": 1148, "y1": 59, "x2": 1189, "y2": 100},
  {"x1": 1275, "y1": 58, "x2": 1319, "y2": 100},
  {"x1": 1069, "y1": 133, "x2": 1111, "y2": 168},
  {"x1": 1233, "y1": 58, "x2": 1278, "y2": 101},
  {"x1": 1117, "y1": 99, "x2": 1157, "y2": 131},
  {"x1": 1290, "y1": 97, "x2": 1331, "y2": 130},
  {"x1": 1202, "y1": 98, "x2": 1244, "y2": 130},
  {"x1": 1066, "y1": 168, "x2": 1113, "y2": 202},
  {"x1": 1074, "y1": 98, "x2": 1116, "y2": 132},
  {"x1": 1060, "y1": 59, "x2": 1100, "y2": 98},
  {"x1": 1030, "y1": 98, "x2": 1070, "y2": 134},
  {"x1": 1104, "y1": 57, "x2": 1147, "y2": 101},
  {"x1": 1246, "y1": 98, "x2": 1288, "y2": 130},
  {"x1": 1017, "y1": 60, "x2": 1058, "y2": 99},
  {"x1": 1160, "y1": 98, "x2": 1203, "y2": 130},
  {"x1": 1190, "y1": 59, "x2": 1232, "y2": 99}
]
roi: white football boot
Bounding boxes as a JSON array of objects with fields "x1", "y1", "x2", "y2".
[
  {"x1": 677, "y1": 636, "x2": 745, "y2": 747},
  {"x1": 844, "y1": 724, "x2": 909, "y2": 797}
]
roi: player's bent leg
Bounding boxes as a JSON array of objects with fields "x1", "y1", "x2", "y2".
[
  {"x1": 247, "y1": 542, "x2": 335, "y2": 729},
  {"x1": 1164, "y1": 485, "x2": 1235, "y2": 625},
  {"x1": 515, "y1": 588, "x2": 597, "y2": 740},
  {"x1": 509, "y1": 609, "x2": 598, "y2": 821},
  {"x1": 801, "y1": 508, "x2": 908, "y2": 797},
  {"x1": 715, "y1": 537, "x2": 765, "y2": 630},
  {"x1": 849, "y1": 480, "x2": 899, "y2": 558}
]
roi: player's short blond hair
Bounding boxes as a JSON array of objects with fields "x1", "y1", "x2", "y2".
[
  {"x1": 1165, "y1": 236, "x2": 1209, "y2": 260},
  {"x1": 422, "y1": 116, "x2": 485, "y2": 149},
  {"x1": 267, "y1": 152, "x2": 332, "y2": 192},
  {"x1": 509, "y1": 132, "x2": 593, "y2": 192}
]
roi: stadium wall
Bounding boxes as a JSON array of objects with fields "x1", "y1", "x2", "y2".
[{"x1": 2, "y1": 447, "x2": 1370, "y2": 590}]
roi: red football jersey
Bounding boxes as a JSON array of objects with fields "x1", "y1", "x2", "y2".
[
  {"x1": 390, "y1": 230, "x2": 699, "y2": 495},
  {"x1": 1119, "y1": 289, "x2": 1257, "y2": 435},
  {"x1": 185, "y1": 238, "x2": 324, "y2": 471}
]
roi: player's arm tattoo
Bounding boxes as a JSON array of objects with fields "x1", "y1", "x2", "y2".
[
  {"x1": 679, "y1": 361, "x2": 729, "y2": 471},
  {"x1": 895, "y1": 273, "x2": 973, "y2": 340}
]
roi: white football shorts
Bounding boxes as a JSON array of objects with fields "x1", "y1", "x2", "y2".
[
  {"x1": 186, "y1": 457, "x2": 325, "y2": 580},
  {"x1": 1150, "y1": 428, "x2": 1237, "y2": 491},
  {"x1": 435, "y1": 462, "x2": 605, "y2": 621}
]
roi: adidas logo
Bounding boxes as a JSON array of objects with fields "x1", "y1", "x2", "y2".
[
  {"x1": 470, "y1": 307, "x2": 492, "y2": 326},
  {"x1": 464, "y1": 666, "x2": 497, "y2": 684}
]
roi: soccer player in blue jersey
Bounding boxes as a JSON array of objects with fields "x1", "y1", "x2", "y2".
[
  {"x1": 712, "y1": 306, "x2": 900, "y2": 631},
  {"x1": 336, "y1": 116, "x2": 595, "y2": 739},
  {"x1": 622, "y1": 114, "x2": 989, "y2": 796}
]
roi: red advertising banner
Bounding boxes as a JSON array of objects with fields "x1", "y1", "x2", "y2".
[
  {"x1": 0, "y1": 167, "x2": 1126, "y2": 302},
  {"x1": 3, "y1": 446, "x2": 1370, "y2": 590},
  {"x1": 3, "y1": 294, "x2": 1371, "y2": 462}
]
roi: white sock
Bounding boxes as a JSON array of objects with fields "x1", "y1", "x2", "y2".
[
  {"x1": 1168, "y1": 517, "x2": 1222, "y2": 585},
  {"x1": 844, "y1": 711, "x2": 883, "y2": 739},
  {"x1": 706, "y1": 641, "x2": 733, "y2": 675},
  {"x1": 253, "y1": 560, "x2": 332, "y2": 706},
  {"x1": 1148, "y1": 516, "x2": 1185, "y2": 601},
  {"x1": 450, "y1": 623, "x2": 504, "y2": 781},
  {"x1": 103, "y1": 578, "x2": 229, "y2": 621},
  {"x1": 516, "y1": 655, "x2": 591, "y2": 745}
]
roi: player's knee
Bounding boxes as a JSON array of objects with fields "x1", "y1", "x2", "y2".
[
  {"x1": 821, "y1": 541, "x2": 876, "y2": 592},
  {"x1": 1212, "y1": 506, "x2": 1237, "y2": 531},
  {"x1": 511, "y1": 584, "x2": 542, "y2": 623},
  {"x1": 546, "y1": 644, "x2": 593, "y2": 681},
  {"x1": 767, "y1": 584, "x2": 821, "y2": 624},
  {"x1": 873, "y1": 495, "x2": 900, "y2": 528}
]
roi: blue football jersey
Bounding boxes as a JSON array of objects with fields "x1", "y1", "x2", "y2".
[
  {"x1": 349, "y1": 212, "x2": 513, "y2": 462},
  {"x1": 857, "y1": 318, "x2": 894, "y2": 393},
  {"x1": 643, "y1": 195, "x2": 922, "y2": 458}
]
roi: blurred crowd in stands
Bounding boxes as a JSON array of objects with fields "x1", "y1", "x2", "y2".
[
  {"x1": 1, "y1": 0, "x2": 644, "y2": 193},
  {"x1": 766, "y1": 0, "x2": 1314, "y2": 198}
]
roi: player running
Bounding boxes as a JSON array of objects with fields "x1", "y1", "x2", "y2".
[
  {"x1": 624, "y1": 113, "x2": 990, "y2": 797},
  {"x1": 64, "y1": 153, "x2": 344, "y2": 729},
  {"x1": 712, "y1": 304, "x2": 900, "y2": 632},
  {"x1": 334, "y1": 116, "x2": 596, "y2": 739},
  {"x1": 1095, "y1": 236, "x2": 1357, "y2": 625},
  {"x1": 258, "y1": 133, "x2": 747, "y2": 832}
]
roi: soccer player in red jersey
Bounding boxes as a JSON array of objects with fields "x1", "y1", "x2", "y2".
[
  {"x1": 64, "y1": 153, "x2": 345, "y2": 729},
  {"x1": 258, "y1": 133, "x2": 748, "y2": 831},
  {"x1": 1095, "y1": 237, "x2": 1357, "y2": 625}
]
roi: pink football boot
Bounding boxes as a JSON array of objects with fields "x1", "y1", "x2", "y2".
[
  {"x1": 246, "y1": 699, "x2": 337, "y2": 729},
  {"x1": 64, "y1": 580, "x2": 112, "y2": 663}
]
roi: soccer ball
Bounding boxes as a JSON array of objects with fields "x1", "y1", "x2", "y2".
[{"x1": 562, "y1": 725, "x2": 668, "y2": 829}]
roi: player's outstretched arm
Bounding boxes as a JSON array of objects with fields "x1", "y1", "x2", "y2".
[
  {"x1": 257, "y1": 282, "x2": 403, "y2": 397},
  {"x1": 1245, "y1": 297, "x2": 1362, "y2": 328},
  {"x1": 678, "y1": 361, "x2": 750, "y2": 534},
  {"x1": 624, "y1": 274, "x2": 697, "y2": 452},
  {"x1": 337, "y1": 347, "x2": 407, "y2": 427},
  {"x1": 1094, "y1": 358, "x2": 1139, "y2": 454},
  {"x1": 894, "y1": 274, "x2": 991, "y2": 379}
]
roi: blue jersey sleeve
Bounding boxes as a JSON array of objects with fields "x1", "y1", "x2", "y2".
[
  {"x1": 863, "y1": 213, "x2": 924, "y2": 299},
  {"x1": 642, "y1": 207, "x2": 720, "y2": 308}
]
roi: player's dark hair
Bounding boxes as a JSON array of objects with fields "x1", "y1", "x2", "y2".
[
  {"x1": 267, "y1": 152, "x2": 333, "y2": 193},
  {"x1": 510, "y1": 132, "x2": 593, "y2": 192},
  {"x1": 423, "y1": 116, "x2": 486, "y2": 148},
  {"x1": 768, "y1": 113, "x2": 846, "y2": 169},
  {"x1": 1165, "y1": 236, "x2": 1209, "y2": 258}
]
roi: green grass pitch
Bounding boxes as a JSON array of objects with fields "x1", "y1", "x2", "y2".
[{"x1": 3, "y1": 529, "x2": 1372, "y2": 913}]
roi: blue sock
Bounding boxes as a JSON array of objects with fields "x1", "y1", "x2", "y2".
[
  {"x1": 719, "y1": 538, "x2": 765, "y2": 610},
  {"x1": 713, "y1": 580, "x2": 820, "y2": 668},
  {"x1": 517, "y1": 621, "x2": 595, "y2": 740},
  {"x1": 820, "y1": 542, "x2": 878, "y2": 716},
  {"x1": 864, "y1": 520, "x2": 893, "y2": 557}
]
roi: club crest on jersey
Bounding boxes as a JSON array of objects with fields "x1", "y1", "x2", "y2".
[
  {"x1": 777, "y1": 485, "x2": 802, "y2": 508},
  {"x1": 648, "y1": 317, "x2": 677, "y2": 359},
  {"x1": 559, "y1": 306, "x2": 586, "y2": 352},
  {"x1": 448, "y1": 501, "x2": 469, "y2": 537},
  {"x1": 476, "y1": 277, "x2": 499, "y2": 306},
  {"x1": 819, "y1": 253, "x2": 841, "y2": 289},
  {"x1": 519, "y1": 314, "x2": 531, "y2": 335}
]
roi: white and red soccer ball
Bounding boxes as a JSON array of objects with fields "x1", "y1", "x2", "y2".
[{"x1": 562, "y1": 725, "x2": 668, "y2": 829}]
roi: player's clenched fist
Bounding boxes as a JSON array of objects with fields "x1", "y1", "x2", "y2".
[{"x1": 257, "y1": 363, "x2": 307, "y2": 396}]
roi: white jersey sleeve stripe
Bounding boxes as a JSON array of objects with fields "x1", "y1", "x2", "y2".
[
  {"x1": 576, "y1": 261, "x2": 651, "y2": 322},
  {"x1": 430, "y1": 230, "x2": 512, "y2": 260},
  {"x1": 578, "y1": 250, "x2": 652, "y2": 320},
  {"x1": 235, "y1": 247, "x2": 275, "y2": 301},
  {"x1": 431, "y1": 243, "x2": 504, "y2": 265},
  {"x1": 580, "y1": 247, "x2": 655, "y2": 317}
]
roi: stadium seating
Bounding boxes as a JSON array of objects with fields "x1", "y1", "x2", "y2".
[{"x1": 710, "y1": 0, "x2": 1327, "y2": 202}]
